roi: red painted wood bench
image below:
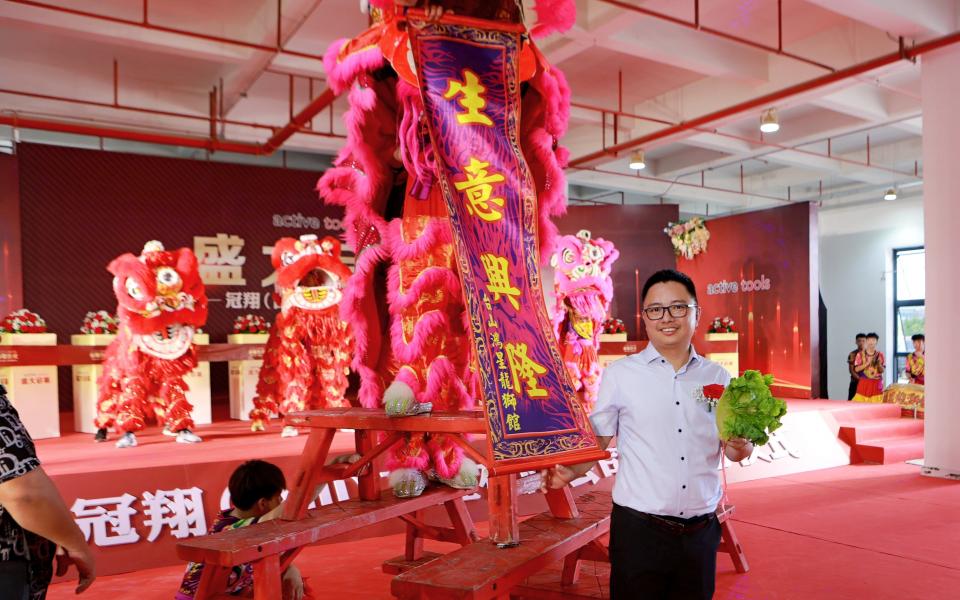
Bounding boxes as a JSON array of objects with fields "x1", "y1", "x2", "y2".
[
  {"x1": 176, "y1": 408, "x2": 487, "y2": 599},
  {"x1": 393, "y1": 493, "x2": 749, "y2": 600},
  {"x1": 176, "y1": 485, "x2": 477, "y2": 599},
  {"x1": 511, "y1": 503, "x2": 749, "y2": 599},
  {"x1": 391, "y1": 491, "x2": 613, "y2": 600}
]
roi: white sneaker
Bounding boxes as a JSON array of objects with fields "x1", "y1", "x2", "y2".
[
  {"x1": 115, "y1": 432, "x2": 137, "y2": 448},
  {"x1": 162, "y1": 427, "x2": 177, "y2": 437},
  {"x1": 281, "y1": 426, "x2": 299, "y2": 438},
  {"x1": 175, "y1": 429, "x2": 202, "y2": 444}
]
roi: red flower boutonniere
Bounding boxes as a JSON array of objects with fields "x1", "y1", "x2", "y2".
[
  {"x1": 703, "y1": 384, "x2": 726, "y2": 400},
  {"x1": 696, "y1": 383, "x2": 727, "y2": 412}
]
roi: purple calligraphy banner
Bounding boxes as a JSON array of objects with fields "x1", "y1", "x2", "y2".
[{"x1": 410, "y1": 17, "x2": 606, "y2": 474}]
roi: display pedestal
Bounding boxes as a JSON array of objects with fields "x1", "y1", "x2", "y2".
[
  {"x1": 598, "y1": 340, "x2": 644, "y2": 369},
  {"x1": 0, "y1": 333, "x2": 60, "y2": 439},
  {"x1": 185, "y1": 333, "x2": 212, "y2": 425},
  {"x1": 70, "y1": 334, "x2": 116, "y2": 434},
  {"x1": 705, "y1": 332, "x2": 739, "y2": 377},
  {"x1": 599, "y1": 333, "x2": 627, "y2": 343},
  {"x1": 227, "y1": 334, "x2": 265, "y2": 421}
]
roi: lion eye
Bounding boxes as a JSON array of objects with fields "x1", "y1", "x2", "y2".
[
  {"x1": 125, "y1": 278, "x2": 145, "y2": 301},
  {"x1": 562, "y1": 249, "x2": 575, "y2": 264},
  {"x1": 281, "y1": 252, "x2": 296, "y2": 266},
  {"x1": 156, "y1": 267, "x2": 181, "y2": 288}
]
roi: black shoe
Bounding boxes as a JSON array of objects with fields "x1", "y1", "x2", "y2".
[{"x1": 94, "y1": 428, "x2": 108, "y2": 442}]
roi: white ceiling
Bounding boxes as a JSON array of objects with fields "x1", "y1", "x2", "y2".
[{"x1": 1, "y1": 0, "x2": 956, "y2": 215}]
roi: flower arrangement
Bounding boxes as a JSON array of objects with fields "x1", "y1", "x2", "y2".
[
  {"x1": 602, "y1": 318, "x2": 626, "y2": 335},
  {"x1": 80, "y1": 310, "x2": 119, "y2": 335},
  {"x1": 664, "y1": 217, "x2": 710, "y2": 260},
  {"x1": 0, "y1": 309, "x2": 48, "y2": 334},
  {"x1": 232, "y1": 314, "x2": 270, "y2": 335},
  {"x1": 708, "y1": 316, "x2": 736, "y2": 333}
]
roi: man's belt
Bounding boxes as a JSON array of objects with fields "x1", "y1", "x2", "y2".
[{"x1": 624, "y1": 507, "x2": 715, "y2": 535}]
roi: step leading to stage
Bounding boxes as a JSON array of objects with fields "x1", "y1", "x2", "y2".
[{"x1": 834, "y1": 403, "x2": 924, "y2": 465}]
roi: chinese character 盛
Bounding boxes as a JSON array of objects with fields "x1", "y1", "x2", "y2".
[{"x1": 194, "y1": 233, "x2": 247, "y2": 286}]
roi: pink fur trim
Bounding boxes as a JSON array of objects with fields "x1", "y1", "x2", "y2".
[
  {"x1": 396, "y1": 81, "x2": 436, "y2": 189},
  {"x1": 386, "y1": 218, "x2": 453, "y2": 262},
  {"x1": 342, "y1": 247, "x2": 387, "y2": 409},
  {"x1": 386, "y1": 263, "x2": 462, "y2": 312},
  {"x1": 520, "y1": 63, "x2": 572, "y2": 264},
  {"x1": 389, "y1": 308, "x2": 452, "y2": 364},
  {"x1": 384, "y1": 439, "x2": 431, "y2": 471},
  {"x1": 394, "y1": 367, "x2": 422, "y2": 395},
  {"x1": 427, "y1": 435, "x2": 464, "y2": 480},
  {"x1": 423, "y1": 357, "x2": 473, "y2": 410},
  {"x1": 530, "y1": 0, "x2": 577, "y2": 39},
  {"x1": 323, "y1": 38, "x2": 386, "y2": 95}
]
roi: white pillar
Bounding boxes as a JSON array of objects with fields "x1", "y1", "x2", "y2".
[{"x1": 921, "y1": 45, "x2": 960, "y2": 479}]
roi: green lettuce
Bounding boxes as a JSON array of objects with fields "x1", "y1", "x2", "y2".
[{"x1": 715, "y1": 370, "x2": 786, "y2": 445}]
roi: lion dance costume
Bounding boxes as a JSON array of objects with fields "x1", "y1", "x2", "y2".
[
  {"x1": 551, "y1": 230, "x2": 619, "y2": 412},
  {"x1": 94, "y1": 241, "x2": 208, "y2": 448},
  {"x1": 249, "y1": 234, "x2": 354, "y2": 436},
  {"x1": 317, "y1": 0, "x2": 576, "y2": 496}
]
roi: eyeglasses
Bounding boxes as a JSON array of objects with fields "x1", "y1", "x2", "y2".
[{"x1": 643, "y1": 303, "x2": 697, "y2": 320}]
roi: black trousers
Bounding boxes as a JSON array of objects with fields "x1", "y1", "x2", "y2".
[
  {"x1": 848, "y1": 378, "x2": 859, "y2": 400},
  {"x1": 609, "y1": 503, "x2": 722, "y2": 600}
]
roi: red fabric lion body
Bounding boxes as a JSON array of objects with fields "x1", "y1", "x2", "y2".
[
  {"x1": 95, "y1": 241, "x2": 208, "y2": 446},
  {"x1": 249, "y1": 235, "x2": 354, "y2": 433},
  {"x1": 317, "y1": 0, "x2": 575, "y2": 496}
]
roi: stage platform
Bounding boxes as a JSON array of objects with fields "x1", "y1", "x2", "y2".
[{"x1": 37, "y1": 399, "x2": 909, "y2": 578}]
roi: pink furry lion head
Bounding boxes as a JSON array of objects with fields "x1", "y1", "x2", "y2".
[{"x1": 551, "y1": 230, "x2": 619, "y2": 299}]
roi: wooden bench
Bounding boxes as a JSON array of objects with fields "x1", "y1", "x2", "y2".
[
  {"x1": 177, "y1": 485, "x2": 478, "y2": 599},
  {"x1": 176, "y1": 408, "x2": 488, "y2": 600},
  {"x1": 510, "y1": 503, "x2": 748, "y2": 599},
  {"x1": 393, "y1": 494, "x2": 749, "y2": 600},
  {"x1": 392, "y1": 491, "x2": 613, "y2": 599}
]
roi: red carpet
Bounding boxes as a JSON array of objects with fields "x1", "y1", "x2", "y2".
[{"x1": 47, "y1": 461, "x2": 960, "y2": 600}]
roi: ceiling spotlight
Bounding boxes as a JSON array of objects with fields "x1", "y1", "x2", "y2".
[
  {"x1": 629, "y1": 150, "x2": 646, "y2": 170},
  {"x1": 883, "y1": 187, "x2": 897, "y2": 201},
  {"x1": 760, "y1": 108, "x2": 780, "y2": 133}
]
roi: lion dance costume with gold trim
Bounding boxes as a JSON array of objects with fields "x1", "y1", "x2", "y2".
[
  {"x1": 249, "y1": 234, "x2": 354, "y2": 436},
  {"x1": 551, "y1": 230, "x2": 618, "y2": 412},
  {"x1": 94, "y1": 241, "x2": 208, "y2": 448},
  {"x1": 317, "y1": 0, "x2": 576, "y2": 496}
]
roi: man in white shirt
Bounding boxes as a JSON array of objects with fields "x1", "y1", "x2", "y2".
[{"x1": 542, "y1": 269, "x2": 752, "y2": 599}]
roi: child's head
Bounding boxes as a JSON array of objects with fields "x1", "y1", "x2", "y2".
[{"x1": 229, "y1": 460, "x2": 286, "y2": 515}]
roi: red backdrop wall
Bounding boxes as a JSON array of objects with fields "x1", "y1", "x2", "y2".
[
  {"x1": 554, "y1": 204, "x2": 679, "y2": 341},
  {"x1": 16, "y1": 143, "x2": 342, "y2": 341},
  {"x1": 0, "y1": 153, "x2": 23, "y2": 318},
  {"x1": 14, "y1": 143, "x2": 342, "y2": 407},
  {"x1": 681, "y1": 202, "x2": 820, "y2": 397}
]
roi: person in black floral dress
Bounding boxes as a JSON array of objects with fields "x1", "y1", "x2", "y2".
[{"x1": 0, "y1": 384, "x2": 96, "y2": 599}]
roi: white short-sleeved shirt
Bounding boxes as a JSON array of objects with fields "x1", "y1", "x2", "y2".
[{"x1": 589, "y1": 344, "x2": 731, "y2": 518}]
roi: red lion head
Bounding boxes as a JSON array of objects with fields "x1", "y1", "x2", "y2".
[
  {"x1": 108, "y1": 241, "x2": 208, "y2": 359},
  {"x1": 272, "y1": 235, "x2": 351, "y2": 315}
]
